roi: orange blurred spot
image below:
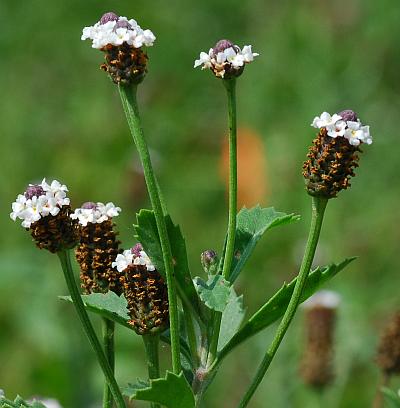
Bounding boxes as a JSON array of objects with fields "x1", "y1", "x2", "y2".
[{"x1": 220, "y1": 127, "x2": 269, "y2": 208}]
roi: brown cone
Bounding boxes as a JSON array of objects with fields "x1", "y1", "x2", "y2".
[
  {"x1": 122, "y1": 264, "x2": 169, "y2": 335},
  {"x1": 75, "y1": 220, "x2": 122, "y2": 295},
  {"x1": 29, "y1": 205, "x2": 78, "y2": 253},
  {"x1": 300, "y1": 306, "x2": 336, "y2": 388},
  {"x1": 376, "y1": 312, "x2": 400, "y2": 375},
  {"x1": 100, "y1": 43, "x2": 148, "y2": 85},
  {"x1": 302, "y1": 128, "x2": 360, "y2": 198}
]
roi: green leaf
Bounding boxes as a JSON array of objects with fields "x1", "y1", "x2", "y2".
[
  {"x1": 382, "y1": 387, "x2": 400, "y2": 408},
  {"x1": 0, "y1": 395, "x2": 46, "y2": 408},
  {"x1": 134, "y1": 209, "x2": 203, "y2": 319},
  {"x1": 60, "y1": 292, "x2": 194, "y2": 365},
  {"x1": 123, "y1": 371, "x2": 195, "y2": 408},
  {"x1": 219, "y1": 258, "x2": 355, "y2": 359},
  {"x1": 194, "y1": 275, "x2": 231, "y2": 312},
  {"x1": 59, "y1": 292, "x2": 131, "y2": 329},
  {"x1": 218, "y1": 288, "x2": 246, "y2": 352},
  {"x1": 230, "y1": 206, "x2": 300, "y2": 282}
]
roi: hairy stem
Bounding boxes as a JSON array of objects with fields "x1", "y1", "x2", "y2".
[
  {"x1": 238, "y1": 196, "x2": 328, "y2": 407},
  {"x1": 206, "y1": 79, "x2": 237, "y2": 368},
  {"x1": 118, "y1": 84, "x2": 181, "y2": 374},
  {"x1": 143, "y1": 335, "x2": 161, "y2": 408},
  {"x1": 102, "y1": 318, "x2": 115, "y2": 408},
  {"x1": 57, "y1": 250, "x2": 126, "y2": 408}
]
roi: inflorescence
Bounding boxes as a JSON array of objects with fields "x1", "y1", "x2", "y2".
[
  {"x1": 72, "y1": 202, "x2": 122, "y2": 294},
  {"x1": 303, "y1": 110, "x2": 372, "y2": 199},
  {"x1": 113, "y1": 244, "x2": 169, "y2": 335},
  {"x1": 194, "y1": 39, "x2": 258, "y2": 79},
  {"x1": 10, "y1": 179, "x2": 78, "y2": 252},
  {"x1": 81, "y1": 12, "x2": 155, "y2": 85}
]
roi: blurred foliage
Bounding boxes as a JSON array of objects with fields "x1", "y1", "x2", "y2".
[{"x1": 1, "y1": 0, "x2": 400, "y2": 407}]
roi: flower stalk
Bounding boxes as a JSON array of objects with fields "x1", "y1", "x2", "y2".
[
  {"x1": 118, "y1": 84, "x2": 181, "y2": 374},
  {"x1": 238, "y1": 196, "x2": 328, "y2": 407},
  {"x1": 207, "y1": 78, "x2": 237, "y2": 368},
  {"x1": 102, "y1": 318, "x2": 115, "y2": 408},
  {"x1": 57, "y1": 250, "x2": 126, "y2": 408},
  {"x1": 143, "y1": 335, "x2": 161, "y2": 408}
]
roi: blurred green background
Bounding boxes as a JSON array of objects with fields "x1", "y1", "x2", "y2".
[{"x1": 1, "y1": 0, "x2": 399, "y2": 406}]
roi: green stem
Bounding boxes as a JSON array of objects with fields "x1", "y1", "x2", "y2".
[
  {"x1": 238, "y1": 196, "x2": 328, "y2": 408},
  {"x1": 206, "y1": 79, "x2": 237, "y2": 368},
  {"x1": 184, "y1": 310, "x2": 200, "y2": 368},
  {"x1": 143, "y1": 335, "x2": 161, "y2": 408},
  {"x1": 118, "y1": 84, "x2": 181, "y2": 374},
  {"x1": 102, "y1": 317, "x2": 115, "y2": 408},
  {"x1": 57, "y1": 250, "x2": 126, "y2": 408}
]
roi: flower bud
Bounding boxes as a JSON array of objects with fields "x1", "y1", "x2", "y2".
[
  {"x1": 201, "y1": 249, "x2": 219, "y2": 275},
  {"x1": 113, "y1": 247, "x2": 169, "y2": 335},
  {"x1": 376, "y1": 312, "x2": 400, "y2": 376},
  {"x1": 100, "y1": 12, "x2": 119, "y2": 25},
  {"x1": 10, "y1": 179, "x2": 78, "y2": 253},
  {"x1": 300, "y1": 291, "x2": 340, "y2": 389},
  {"x1": 71, "y1": 202, "x2": 122, "y2": 294},
  {"x1": 303, "y1": 110, "x2": 372, "y2": 198}
]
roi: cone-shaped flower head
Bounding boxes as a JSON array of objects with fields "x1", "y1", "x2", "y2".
[
  {"x1": 300, "y1": 290, "x2": 341, "y2": 389},
  {"x1": 10, "y1": 179, "x2": 78, "y2": 252},
  {"x1": 303, "y1": 110, "x2": 372, "y2": 198},
  {"x1": 112, "y1": 245, "x2": 169, "y2": 335},
  {"x1": 194, "y1": 39, "x2": 258, "y2": 79},
  {"x1": 71, "y1": 202, "x2": 122, "y2": 294},
  {"x1": 376, "y1": 312, "x2": 400, "y2": 376},
  {"x1": 81, "y1": 12, "x2": 156, "y2": 85}
]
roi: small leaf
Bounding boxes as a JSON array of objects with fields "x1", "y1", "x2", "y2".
[
  {"x1": 194, "y1": 275, "x2": 231, "y2": 312},
  {"x1": 0, "y1": 395, "x2": 46, "y2": 408},
  {"x1": 219, "y1": 258, "x2": 355, "y2": 359},
  {"x1": 382, "y1": 387, "x2": 400, "y2": 408},
  {"x1": 59, "y1": 292, "x2": 131, "y2": 328},
  {"x1": 134, "y1": 210, "x2": 203, "y2": 319},
  {"x1": 218, "y1": 288, "x2": 246, "y2": 351},
  {"x1": 123, "y1": 371, "x2": 195, "y2": 408},
  {"x1": 230, "y1": 206, "x2": 300, "y2": 282}
]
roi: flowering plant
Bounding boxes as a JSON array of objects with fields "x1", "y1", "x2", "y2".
[{"x1": 5, "y1": 10, "x2": 374, "y2": 408}]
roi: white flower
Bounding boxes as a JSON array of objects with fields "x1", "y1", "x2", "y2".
[
  {"x1": 326, "y1": 119, "x2": 347, "y2": 138},
  {"x1": 70, "y1": 202, "x2": 121, "y2": 226},
  {"x1": 344, "y1": 121, "x2": 365, "y2": 146},
  {"x1": 10, "y1": 179, "x2": 70, "y2": 228},
  {"x1": 302, "y1": 290, "x2": 341, "y2": 309},
  {"x1": 112, "y1": 250, "x2": 134, "y2": 272},
  {"x1": 82, "y1": 15, "x2": 156, "y2": 49},
  {"x1": 311, "y1": 112, "x2": 342, "y2": 129},
  {"x1": 194, "y1": 42, "x2": 258, "y2": 78},
  {"x1": 112, "y1": 247, "x2": 155, "y2": 272}
]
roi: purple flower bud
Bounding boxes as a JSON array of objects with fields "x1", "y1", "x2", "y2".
[
  {"x1": 25, "y1": 184, "x2": 45, "y2": 199},
  {"x1": 201, "y1": 250, "x2": 219, "y2": 274},
  {"x1": 213, "y1": 39, "x2": 235, "y2": 55},
  {"x1": 114, "y1": 20, "x2": 132, "y2": 30},
  {"x1": 81, "y1": 202, "x2": 97, "y2": 210},
  {"x1": 337, "y1": 110, "x2": 358, "y2": 122},
  {"x1": 131, "y1": 243, "x2": 143, "y2": 257},
  {"x1": 100, "y1": 12, "x2": 119, "y2": 25}
]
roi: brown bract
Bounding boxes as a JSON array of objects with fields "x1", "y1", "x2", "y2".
[
  {"x1": 29, "y1": 205, "x2": 78, "y2": 253},
  {"x1": 122, "y1": 264, "x2": 169, "y2": 335},
  {"x1": 376, "y1": 312, "x2": 400, "y2": 375},
  {"x1": 75, "y1": 219, "x2": 122, "y2": 295},
  {"x1": 303, "y1": 128, "x2": 360, "y2": 198},
  {"x1": 100, "y1": 43, "x2": 148, "y2": 85}
]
